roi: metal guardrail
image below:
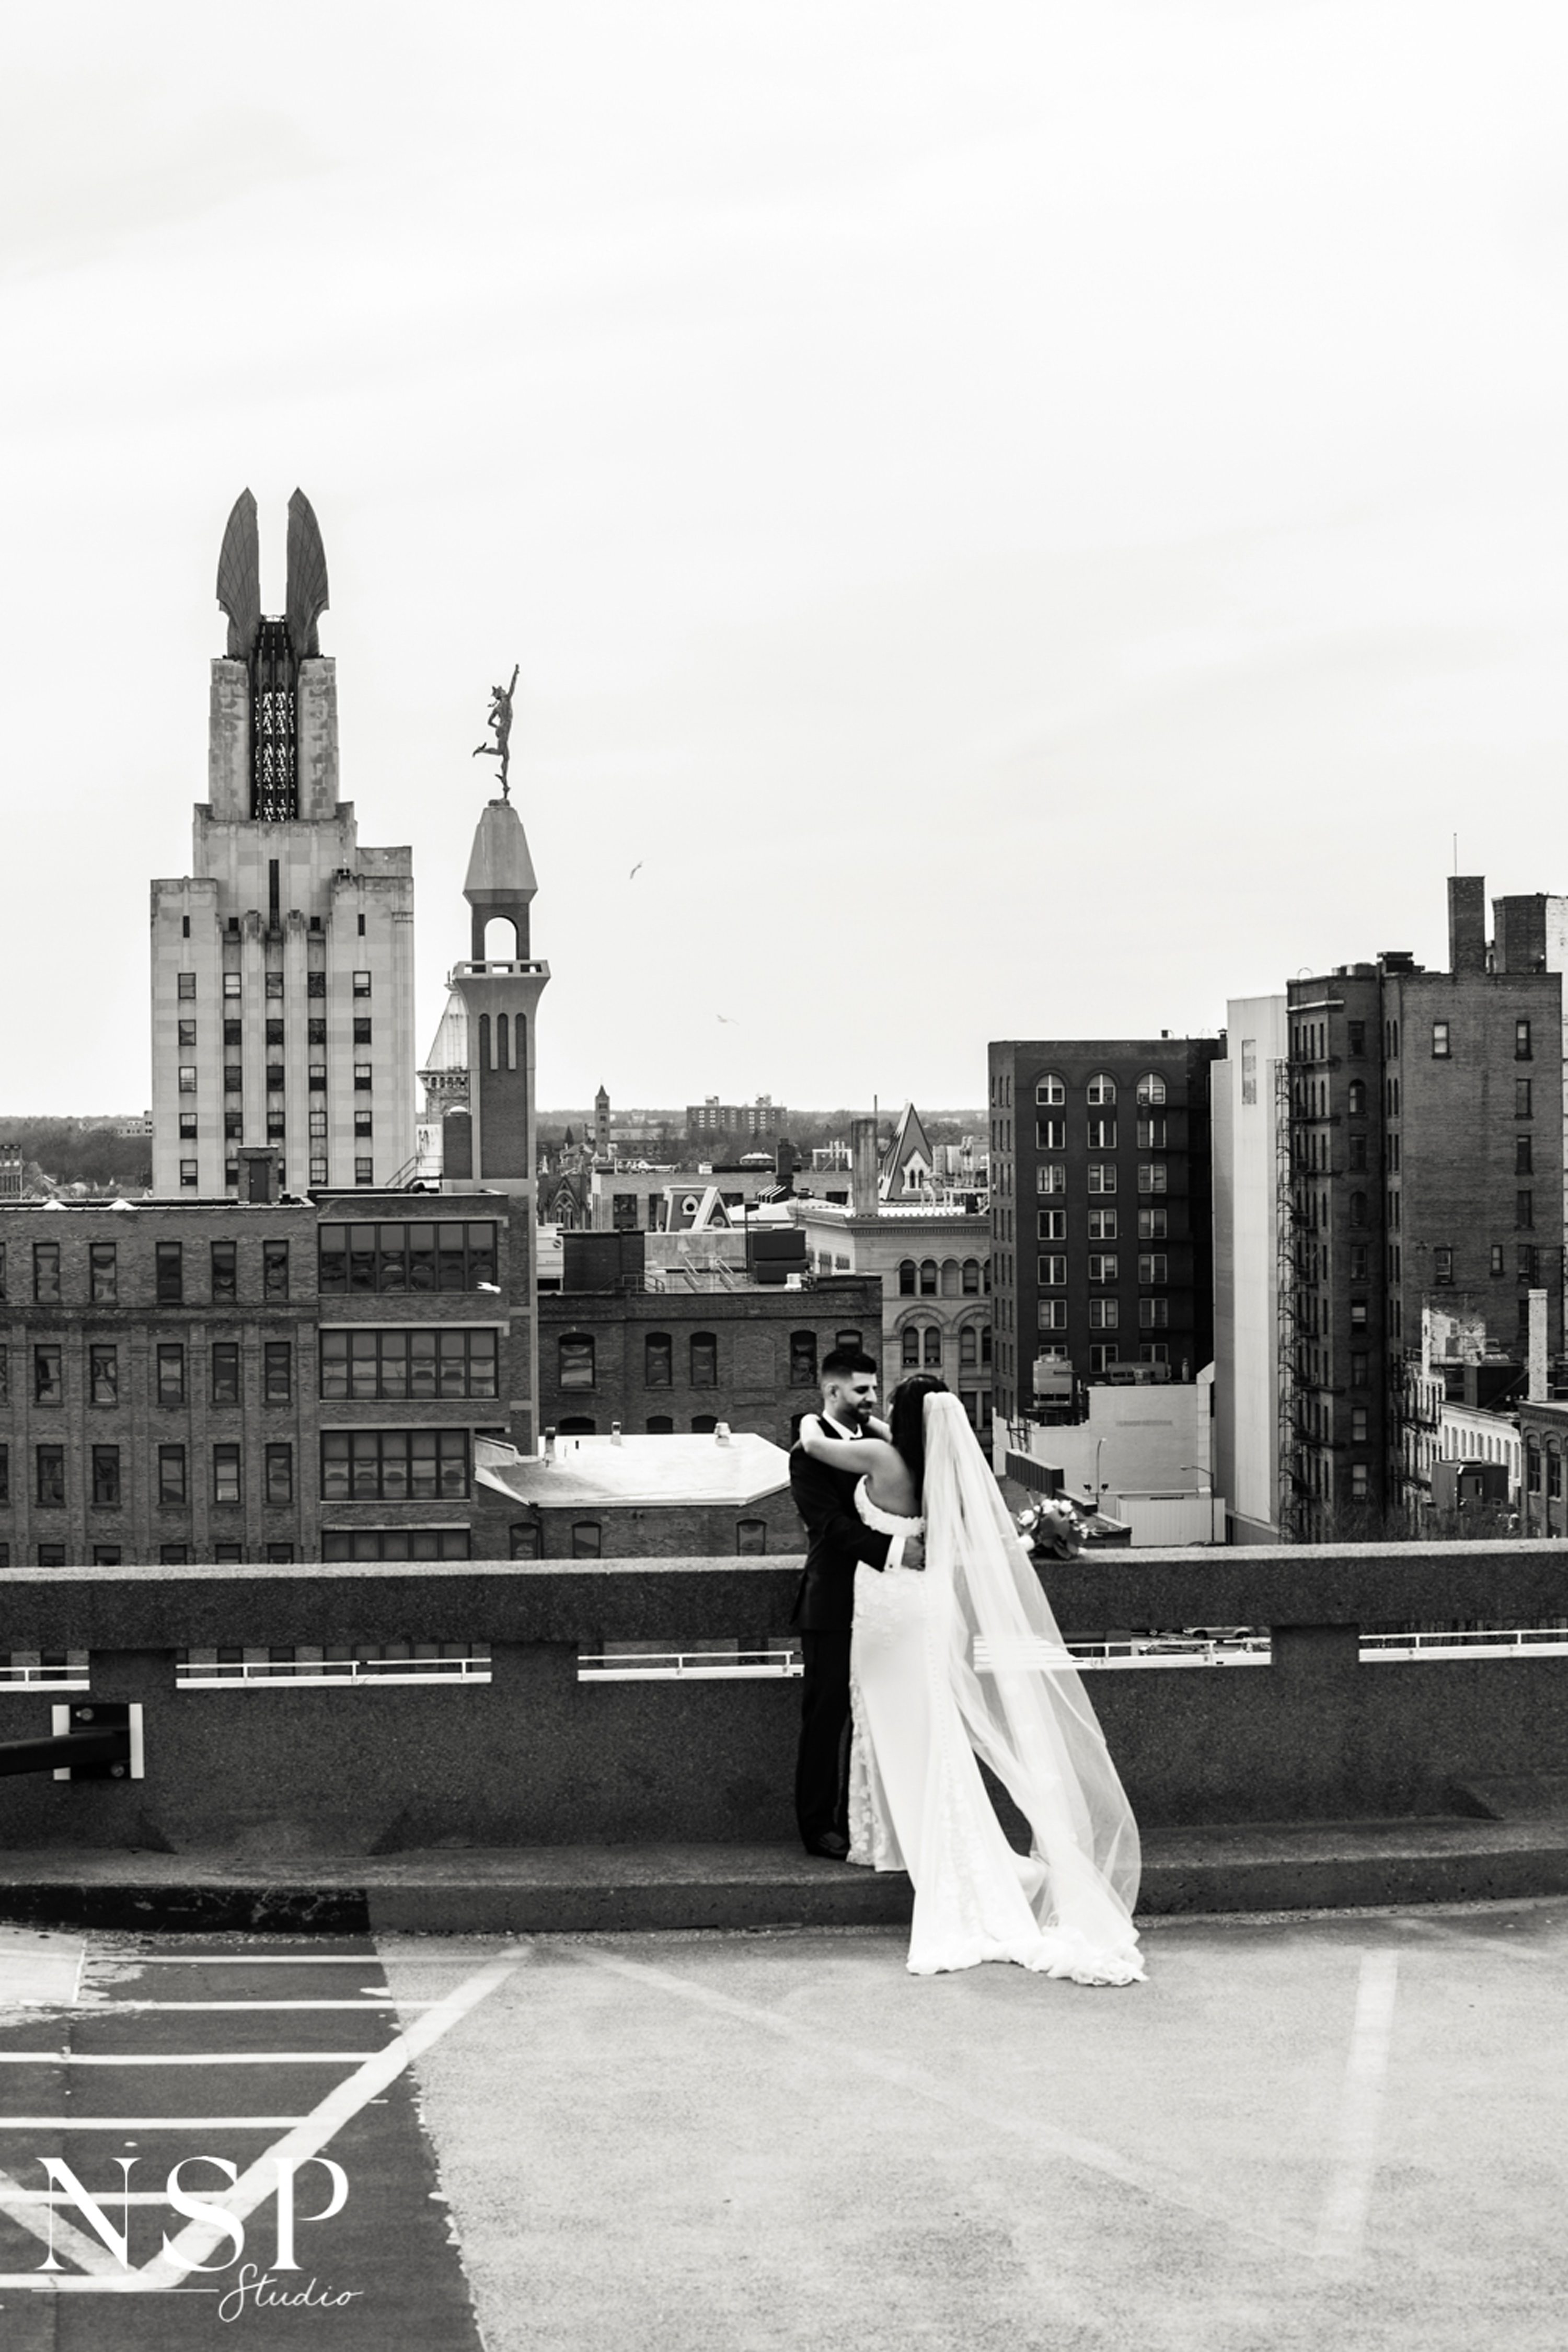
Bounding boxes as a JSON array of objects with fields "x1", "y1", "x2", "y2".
[
  {"x1": 0, "y1": 1661, "x2": 91, "y2": 1693},
  {"x1": 1361, "y1": 1626, "x2": 1568, "y2": 1663},
  {"x1": 176, "y1": 1653, "x2": 491, "y2": 1690},
  {"x1": 579, "y1": 1649, "x2": 801, "y2": 1681}
]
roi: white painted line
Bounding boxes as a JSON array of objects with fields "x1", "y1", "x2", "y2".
[
  {"x1": 0, "y1": 2051, "x2": 391, "y2": 2067},
  {"x1": 0, "y1": 2162, "x2": 126, "y2": 2279},
  {"x1": 561, "y1": 1944, "x2": 1306, "y2": 2254},
  {"x1": 137, "y1": 1950, "x2": 519, "y2": 2288},
  {"x1": 1313, "y1": 1951, "x2": 1400, "y2": 2265},
  {"x1": 0, "y1": 2117, "x2": 308, "y2": 2130}
]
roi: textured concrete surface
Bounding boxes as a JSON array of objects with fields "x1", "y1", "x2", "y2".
[
  {"x1": 386, "y1": 1899, "x2": 1568, "y2": 2352},
  {"x1": 7, "y1": 1816, "x2": 1568, "y2": 1934}
]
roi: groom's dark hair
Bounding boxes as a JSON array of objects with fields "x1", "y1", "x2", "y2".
[{"x1": 821, "y1": 1345, "x2": 878, "y2": 1380}]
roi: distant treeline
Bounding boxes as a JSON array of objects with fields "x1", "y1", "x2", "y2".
[{"x1": 0, "y1": 1117, "x2": 152, "y2": 1191}]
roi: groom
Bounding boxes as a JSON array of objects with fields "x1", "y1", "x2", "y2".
[{"x1": 789, "y1": 1345, "x2": 923, "y2": 1858}]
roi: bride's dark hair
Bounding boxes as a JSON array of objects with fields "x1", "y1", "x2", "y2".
[{"x1": 887, "y1": 1374, "x2": 949, "y2": 1502}]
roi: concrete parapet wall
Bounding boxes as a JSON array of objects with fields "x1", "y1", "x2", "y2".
[{"x1": 2, "y1": 1542, "x2": 1567, "y2": 1852}]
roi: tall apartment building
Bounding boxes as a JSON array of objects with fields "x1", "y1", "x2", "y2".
[
  {"x1": 1287, "y1": 877, "x2": 1564, "y2": 1535},
  {"x1": 1210, "y1": 997, "x2": 1290, "y2": 1543},
  {"x1": 987, "y1": 1038, "x2": 1219, "y2": 1432},
  {"x1": 150, "y1": 490, "x2": 415, "y2": 1198},
  {"x1": 685, "y1": 1097, "x2": 787, "y2": 1143}
]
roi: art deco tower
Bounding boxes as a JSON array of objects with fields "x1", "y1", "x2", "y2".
[{"x1": 149, "y1": 491, "x2": 416, "y2": 1197}]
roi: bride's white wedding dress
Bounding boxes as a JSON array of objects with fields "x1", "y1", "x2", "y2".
[{"x1": 846, "y1": 1393, "x2": 1145, "y2": 1984}]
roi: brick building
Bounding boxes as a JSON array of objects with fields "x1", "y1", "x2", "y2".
[
  {"x1": 472, "y1": 1431, "x2": 802, "y2": 1558},
  {"x1": 1287, "y1": 878, "x2": 1564, "y2": 1534},
  {"x1": 986, "y1": 1037, "x2": 1219, "y2": 1432},
  {"x1": 0, "y1": 1187, "x2": 522, "y2": 1567},
  {"x1": 537, "y1": 1234, "x2": 882, "y2": 1445}
]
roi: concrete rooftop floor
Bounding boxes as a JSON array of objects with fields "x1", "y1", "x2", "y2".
[{"x1": 383, "y1": 1898, "x2": 1568, "y2": 2352}]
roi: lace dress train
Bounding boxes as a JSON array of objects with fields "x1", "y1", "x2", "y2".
[{"x1": 847, "y1": 1477, "x2": 1144, "y2": 1985}]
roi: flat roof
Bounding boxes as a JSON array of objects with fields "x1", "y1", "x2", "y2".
[{"x1": 475, "y1": 1432, "x2": 792, "y2": 1509}]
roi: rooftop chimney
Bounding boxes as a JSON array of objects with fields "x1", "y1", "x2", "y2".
[
  {"x1": 1447, "y1": 874, "x2": 1487, "y2": 976},
  {"x1": 850, "y1": 1118, "x2": 879, "y2": 1217}
]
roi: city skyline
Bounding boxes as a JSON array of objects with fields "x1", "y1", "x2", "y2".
[{"x1": 3, "y1": 5, "x2": 1566, "y2": 1116}]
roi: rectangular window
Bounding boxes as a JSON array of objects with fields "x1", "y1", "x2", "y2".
[
  {"x1": 354, "y1": 1158, "x2": 375, "y2": 1185},
  {"x1": 353, "y1": 1065, "x2": 373, "y2": 1091},
  {"x1": 1516, "y1": 1019, "x2": 1532, "y2": 1060},
  {"x1": 212, "y1": 1443, "x2": 241, "y2": 1506},
  {"x1": 224, "y1": 1065, "x2": 244, "y2": 1095},
  {"x1": 1087, "y1": 1208, "x2": 1118, "y2": 1241},
  {"x1": 1087, "y1": 1254, "x2": 1117, "y2": 1284},
  {"x1": 156, "y1": 1344, "x2": 186, "y2": 1406},
  {"x1": 266, "y1": 969, "x2": 284, "y2": 999},
  {"x1": 1350, "y1": 1245, "x2": 1369, "y2": 1281},
  {"x1": 307, "y1": 970, "x2": 326, "y2": 998},
  {"x1": 87, "y1": 1241, "x2": 118, "y2": 1303},
  {"x1": 1088, "y1": 1298, "x2": 1119, "y2": 1330},
  {"x1": 1138, "y1": 1298, "x2": 1169, "y2": 1329},
  {"x1": 36, "y1": 1447, "x2": 65, "y2": 1507},
  {"x1": 178, "y1": 971, "x2": 197, "y2": 1000},
  {"x1": 353, "y1": 1017, "x2": 372, "y2": 1045},
  {"x1": 178, "y1": 1066, "x2": 198, "y2": 1094},
  {"x1": 1348, "y1": 1135, "x2": 1367, "y2": 1173},
  {"x1": 0, "y1": 1445, "x2": 7, "y2": 1504},
  {"x1": 309, "y1": 1106, "x2": 328, "y2": 1137},
  {"x1": 318, "y1": 1221, "x2": 497, "y2": 1294},
  {"x1": 1138, "y1": 1253, "x2": 1169, "y2": 1284},
  {"x1": 1136, "y1": 1116, "x2": 1167, "y2": 1149},
  {"x1": 1087, "y1": 1164, "x2": 1116, "y2": 1194},
  {"x1": 310, "y1": 1156, "x2": 329, "y2": 1185},
  {"x1": 559, "y1": 1334, "x2": 595, "y2": 1390},
  {"x1": 354, "y1": 1110, "x2": 373, "y2": 1136},
  {"x1": 1350, "y1": 1352, "x2": 1368, "y2": 1387},
  {"x1": 209, "y1": 1240, "x2": 236, "y2": 1300},
  {"x1": 319, "y1": 1428, "x2": 470, "y2": 1503},
  {"x1": 1137, "y1": 1208, "x2": 1167, "y2": 1241},
  {"x1": 1491, "y1": 1244, "x2": 1506, "y2": 1276},
  {"x1": 179, "y1": 1019, "x2": 196, "y2": 1048},
  {"x1": 1432, "y1": 1021, "x2": 1450, "y2": 1058},
  {"x1": 1138, "y1": 1343, "x2": 1169, "y2": 1366},
  {"x1": 33, "y1": 1242, "x2": 60, "y2": 1303},
  {"x1": 353, "y1": 971, "x2": 372, "y2": 997},
  {"x1": 1432, "y1": 1247, "x2": 1454, "y2": 1286},
  {"x1": 264, "y1": 1019, "x2": 284, "y2": 1048},
  {"x1": 1350, "y1": 1300, "x2": 1368, "y2": 1330},
  {"x1": 1518, "y1": 1244, "x2": 1538, "y2": 1283},
  {"x1": 1035, "y1": 1165, "x2": 1066, "y2": 1195},
  {"x1": 1037, "y1": 1210, "x2": 1067, "y2": 1241},
  {"x1": 33, "y1": 1345, "x2": 63, "y2": 1406},
  {"x1": 1516, "y1": 1136, "x2": 1533, "y2": 1175},
  {"x1": 309, "y1": 1064, "x2": 327, "y2": 1091},
  {"x1": 1087, "y1": 1118, "x2": 1116, "y2": 1149},
  {"x1": 211, "y1": 1343, "x2": 241, "y2": 1405},
  {"x1": 179, "y1": 1113, "x2": 198, "y2": 1140},
  {"x1": 1037, "y1": 1255, "x2": 1067, "y2": 1286},
  {"x1": 264, "y1": 1443, "x2": 293, "y2": 1506},
  {"x1": 266, "y1": 1065, "x2": 286, "y2": 1094},
  {"x1": 1351, "y1": 1465, "x2": 1369, "y2": 1500},
  {"x1": 1037, "y1": 1299, "x2": 1068, "y2": 1331},
  {"x1": 318, "y1": 1327, "x2": 498, "y2": 1401},
  {"x1": 263, "y1": 1342, "x2": 293, "y2": 1403},
  {"x1": 91, "y1": 1446, "x2": 121, "y2": 1508},
  {"x1": 223, "y1": 972, "x2": 241, "y2": 999},
  {"x1": 787, "y1": 1331, "x2": 817, "y2": 1387},
  {"x1": 1518, "y1": 1191, "x2": 1534, "y2": 1230},
  {"x1": 155, "y1": 1241, "x2": 183, "y2": 1303},
  {"x1": 1089, "y1": 1344, "x2": 1119, "y2": 1373},
  {"x1": 1035, "y1": 1119, "x2": 1065, "y2": 1150},
  {"x1": 224, "y1": 1112, "x2": 243, "y2": 1140},
  {"x1": 179, "y1": 1159, "x2": 199, "y2": 1189},
  {"x1": 690, "y1": 1332, "x2": 718, "y2": 1387},
  {"x1": 1516, "y1": 1079, "x2": 1532, "y2": 1119},
  {"x1": 157, "y1": 1445, "x2": 187, "y2": 1505},
  {"x1": 262, "y1": 1241, "x2": 290, "y2": 1299},
  {"x1": 89, "y1": 1344, "x2": 118, "y2": 1406},
  {"x1": 1137, "y1": 1163, "x2": 1168, "y2": 1194},
  {"x1": 1351, "y1": 1406, "x2": 1369, "y2": 1443}
]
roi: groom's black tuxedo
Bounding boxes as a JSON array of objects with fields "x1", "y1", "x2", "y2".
[{"x1": 789, "y1": 1416, "x2": 893, "y2": 1850}]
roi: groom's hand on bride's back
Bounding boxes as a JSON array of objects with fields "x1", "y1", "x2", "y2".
[{"x1": 903, "y1": 1534, "x2": 925, "y2": 1570}]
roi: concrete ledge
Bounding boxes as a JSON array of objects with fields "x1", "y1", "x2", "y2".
[{"x1": 7, "y1": 1815, "x2": 1568, "y2": 1936}]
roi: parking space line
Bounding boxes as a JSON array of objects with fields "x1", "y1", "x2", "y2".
[{"x1": 1312, "y1": 1951, "x2": 1400, "y2": 2265}]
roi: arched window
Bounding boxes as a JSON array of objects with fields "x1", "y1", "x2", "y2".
[
  {"x1": 647, "y1": 1415, "x2": 674, "y2": 1434},
  {"x1": 961, "y1": 1260, "x2": 979, "y2": 1295},
  {"x1": 735, "y1": 1518, "x2": 767, "y2": 1555},
  {"x1": 1035, "y1": 1074, "x2": 1065, "y2": 1106},
  {"x1": 923, "y1": 1328, "x2": 942, "y2": 1367},
  {"x1": 1136, "y1": 1073, "x2": 1166, "y2": 1106},
  {"x1": 570, "y1": 1521, "x2": 602, "y2": 1558},
  {"x1": 689, "y1": 1332, "x2": 717, "y2": 1387},
  {"x1": 940, "y1": 1260, "x2": 960, "y2": 1297},
  {"x1": 1349, "y1": 1193, "x2": 1367, "y2": 1228},
  {"x1": 1347, "y1": 1080, "x2": 1366, "y2": 1117},
  {"x1": 919, "y1": 1260, "x2": 938, "y2": 1295},
  {"x1": 559, "y1": 1333, "x2": 595, "y2": 1390},
  {"x1": 644, "y1": 1332, "x2": 672, "y2": 1387},
  {"x1": 1087, "y1": 1073, "x2": 1117, "y2": 1105},
  {"x1": 959, "y1": 1327, "x2": 978, "y2": 1368},
  {"x1": 898, "y1": 1260, "x2": 917, "y2": 1296},
  {"x1": 789, "y1": 1331, "x2": 818, "y2": 1386},
  {"x1": 691, "y1": 1414, "x2": 719, "y2": 1434},
  {"x1": 509, "y1": 1520, "x2": 541, "y2": 1560},
  {"x1": 902, "y1": 1327, "x2": 920, "y2": 1368},
  {"x1": 558, "y1": 1416, "x2": 596, "y2": 1435}
]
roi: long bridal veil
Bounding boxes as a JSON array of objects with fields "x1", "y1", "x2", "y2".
[{"x1": 921, "y1": 1392, "x2": 1143, "y2": 1972}]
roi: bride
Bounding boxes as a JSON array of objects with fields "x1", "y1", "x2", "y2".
[{"x1": 796, "y1": 1375, "x2": 1145, "y2": 1985}]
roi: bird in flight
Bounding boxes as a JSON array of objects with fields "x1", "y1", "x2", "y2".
[
  {"x1": 628, "y1": 860, "x2": 643, "y2": 880},
  {"x1": 717, "y1": 1013, "x2": 737, "y2": 1025}
]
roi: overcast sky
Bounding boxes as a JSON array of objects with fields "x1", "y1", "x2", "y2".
[{"x1": 2, "y1": 2, "x2": 1565, "y2": 1117}]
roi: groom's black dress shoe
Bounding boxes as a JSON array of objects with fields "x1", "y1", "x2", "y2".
[{"x1": 803, "y1": 1831, "x2": 850, "y2": 1860}]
